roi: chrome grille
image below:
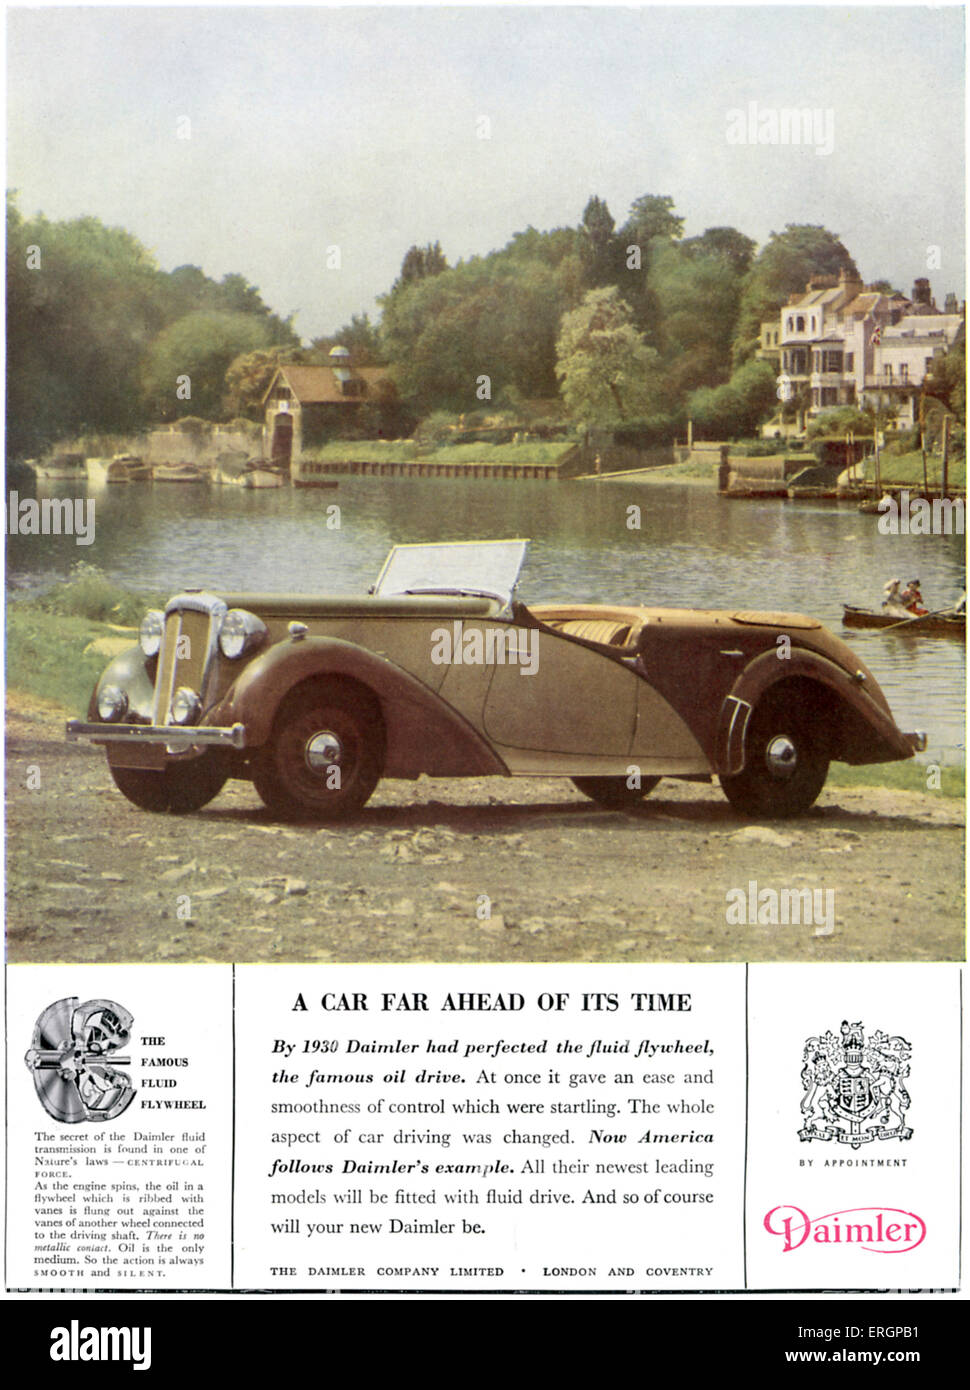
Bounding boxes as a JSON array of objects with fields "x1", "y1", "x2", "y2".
[{"x1": 151, "y1": 593, "x2": 227, "y2": 725}]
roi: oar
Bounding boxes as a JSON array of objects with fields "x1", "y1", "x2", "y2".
[{"x1": 879, "y1": 607, "x2": 960, "y2": 633}]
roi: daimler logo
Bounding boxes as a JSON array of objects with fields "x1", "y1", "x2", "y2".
[{"x1": 764, "y1": 1205, "x2": 926, "y2": 1254}]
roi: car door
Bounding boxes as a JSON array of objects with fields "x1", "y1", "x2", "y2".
[{"x1": 482, "y1": 629, "x2": 637, "y2": 755}]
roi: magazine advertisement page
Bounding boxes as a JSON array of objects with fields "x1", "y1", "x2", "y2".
[{"x1": 3, "y1": 0, "x2": 966, "y2": 1361}]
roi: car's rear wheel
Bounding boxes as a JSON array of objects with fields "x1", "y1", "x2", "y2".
[
  {"x1": 720, "y1": 693, "x2": 829, "y2": 817},
  {"x1": 571, "y1": 775, "x2": 660, "y2": 809},
  {"x1": 252, "y1": 681, "x2": 383, "y2": 820},
  {"x1": 108, "y1": 753, "x2": 228, "y2": 814}
]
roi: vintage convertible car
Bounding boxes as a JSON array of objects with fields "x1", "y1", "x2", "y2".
[{"x1": 66, "y1": 539, "x2": 925, "y2": 819}]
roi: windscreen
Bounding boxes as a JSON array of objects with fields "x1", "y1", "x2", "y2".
[{"x1": 373, "y1": 539, "x2": 529, "y2": 608}]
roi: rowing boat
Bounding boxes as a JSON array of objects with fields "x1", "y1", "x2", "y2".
[{"x1": 842, "y1": 605, "x2": 966, "y2": 637}]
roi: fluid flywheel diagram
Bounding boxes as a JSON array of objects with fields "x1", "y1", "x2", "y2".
[{"x1": 25, "y1": 997, "x2": 136, "y2": 1122}]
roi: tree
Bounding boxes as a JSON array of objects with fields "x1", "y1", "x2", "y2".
[
  {"x1": 503, "y1": 224, "x2": 585, "y2": 268},
  {"x1": 612, "y1": 195, "x2": 685, "y2": 344},
  {"x1": 681, "y1": 226, "x2": 756, "y2": 276},
  {"x1": 379, "y1": 255, "x2": 564, "y2": 411},
  {"x1": 806, "y1": 406, "x2": 876, "y2": 438},
  {"x1": 5, "y1": 194, "x2": 300, "y2": 452},
  {"x1": 687, "y1": 358, "x2": 777, "y2": 439},
  {"x1": 311, "y1": 313, "x2": 384, "y2": 365},
  {"x1": 619, "y1": 193, "x2": 684, "y2": 248},
  {"x1": 555, "y1": 286, "x2": 661, "y2": 425},
  {"x1": 733, "y1": 225, "x2": 860, "y2": 367},
  {"x1": 580, "y1": 196, "x2": 618, "y2": 287},
  {"x1": 649, "y1": 239, "x2": 746, "y2": 397},
  {"x1": 6, "y1": 196, "x2": 167, "y2": 452},
  {"x1": 224, "y1": 346, "x2": 303, "y2": 419},
  {"x1": 923, "y1": 342, "x2": 966, "y2": 425},
  {"x1": 389, "y1": 241, "x2": 449, "y2": 298},
  {"x1": 141, "y1": 311, "x2": 279, "y2": 421},
  {"x1": 161, "y1": 265, "x2": 297, "y2": 343}
]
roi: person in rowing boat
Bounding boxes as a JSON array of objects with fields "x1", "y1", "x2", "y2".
[
  {"x1": 900, "y1": 578, "x2": 928, "y2": 616},
  {"x1": 881, "y1": 577, "x2": 909, "y2": 618}
]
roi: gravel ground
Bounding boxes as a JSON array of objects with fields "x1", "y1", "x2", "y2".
[{"x1": 6, "y1": 697, "x2": 964, "y2": 964}]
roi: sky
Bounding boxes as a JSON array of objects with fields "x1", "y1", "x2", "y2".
[{"x1": 6, "y1": 4, "x2": 967, "y2": 341}]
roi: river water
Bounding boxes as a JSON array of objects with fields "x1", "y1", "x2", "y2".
[{"x1": 6, "y1": 475, "x2": 965, "y2": 764}]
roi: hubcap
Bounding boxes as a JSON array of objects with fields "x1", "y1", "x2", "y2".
[
  {"x1": 765, "y1": 734, "x2": 797, "y2": 779},
  {"x1": 304, "y1": 730, "x2": 343, "y2": 773}
]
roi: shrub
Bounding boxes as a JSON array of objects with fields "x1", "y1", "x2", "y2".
[
  {"x1": 805, "y1": 407, "x2": 872, "y2": 439},
  {"x1": 883, "y1": 428, "x2": 921, "y2": 457},
  {"x1": 36, "y1": 563, "x2": 160, "y2": 626},
  {"x1": 414, "y1": 410, "x2": 461, "y2": 445},
  {"x1": 612, "y1": 412, "x2": 683, "y2": 449},
  {"x1": 729, "y1": 437, "x2": 790, "y2": 457}
]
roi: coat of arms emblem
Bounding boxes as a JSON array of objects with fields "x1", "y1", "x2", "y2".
[{"x1": 799, "y1": 1020, "x2": 912, "y2": 1149}]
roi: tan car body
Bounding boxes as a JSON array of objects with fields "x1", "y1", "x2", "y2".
[{"x1": 68, "y1": 570, "x2": 923, "y2": 819}]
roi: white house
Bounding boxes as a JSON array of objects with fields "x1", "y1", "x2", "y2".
[{"x1": 766, "y1": 272, "x2": 964, "y2": 433}]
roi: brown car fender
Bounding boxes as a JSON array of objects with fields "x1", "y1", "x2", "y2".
[
  {"x1": 214, "y1": 636, "x2": 508, "y2": 778},
  {"x1": 88, "y1": 645, "x2": 156, "y2": 723},
  {"x1": 715, "y1": 647, "x2": 915, "y2": 775}
]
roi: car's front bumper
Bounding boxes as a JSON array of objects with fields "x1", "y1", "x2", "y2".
[{"x1": 66, "y1": 719, "x2": 247, "y2": 750}]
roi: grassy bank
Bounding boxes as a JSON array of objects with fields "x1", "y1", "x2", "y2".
[
  {"x1": 826, "y1": 760, "x2": 963, "y2": 797},
  {"x1": 867, "y1": 450, "x2": 966, "y2": 489},
  {"x1": 6, "y1": 606, "x2": 130, "y2": 715},
  {"x1": 602, "y1": 447, "x2": 968, "y2": 492},
  {"x1": 303, "y1": 439, "x2": 573, "y2": 467},
  {"x1": 6, "y1": 564, "x2": 160, "y2": 715},
  {"x1": 596, "y1": 457, "x2": 716, "y2": 484}
]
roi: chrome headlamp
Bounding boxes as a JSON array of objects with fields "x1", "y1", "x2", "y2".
[
  {"x1": 139, "y1": 610, "x2": 165, "y2": 657},
  {"x1": 97, "y1": 685, "x2": 128, "y2": 722},
  {"x1": 219, "y1": 609, "x2": 267, "y2": 659},
  {"x1": 171, "y1": 687, "x2": 202, "y2": 726}
]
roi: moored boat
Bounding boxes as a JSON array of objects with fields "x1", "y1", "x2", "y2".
[
  {"x1": 242, "y1": 463, "x2": 285, "y2": 489},
  {"x1": 842, "y1": 604, "x2": 966, "y2": 637},
  {"x1": 85, "y1": 457, "x2": 112, "y2": 486},
  {"x1": 111, "y1": 453, "x2": 152, "y2": 482},
  {"x1": 211, "y1": 453, "x2": 249, "y2": 486},
  {"x1": 87, "y1": 453, "x2": 152, "y2": 484},
  {"x1": 153, "y1": 461, "x2": 207, "y2": 483},
  {"x1": 721, "y1": 485, "x2": 789, "y2": 500},
  {"x1": 33, "y1": 452, "x2": 86, "y2": 482}
]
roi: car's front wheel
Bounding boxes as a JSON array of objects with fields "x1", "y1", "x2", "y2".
[
  {"x1": 108, "y1": 753, "x2": 228, "y2": 814},
  {"x1": 571, "y1": 775, "x2": 660, "y2": 809},
  {"x1": 719, "y1": 694, "x2": 829, "y2": 817},
  {"x1": 252, "y1": 681, "x2": 383, "y2": 820}
]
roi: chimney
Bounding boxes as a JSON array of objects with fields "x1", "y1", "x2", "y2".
[
  {"x1": 837, "y1": 264, "x2": 864, "y2": 297},
  {"x1": 912, "y1": 278, "x2": 933, "y2": 306}
]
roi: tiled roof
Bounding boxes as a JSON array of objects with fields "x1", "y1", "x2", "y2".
[
  {"x1": 882, "y1": 315, "x2": 963, "y2": 342},
  {"x1": 264, "y1": 365, "x2": 391, "y2": 405}
]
